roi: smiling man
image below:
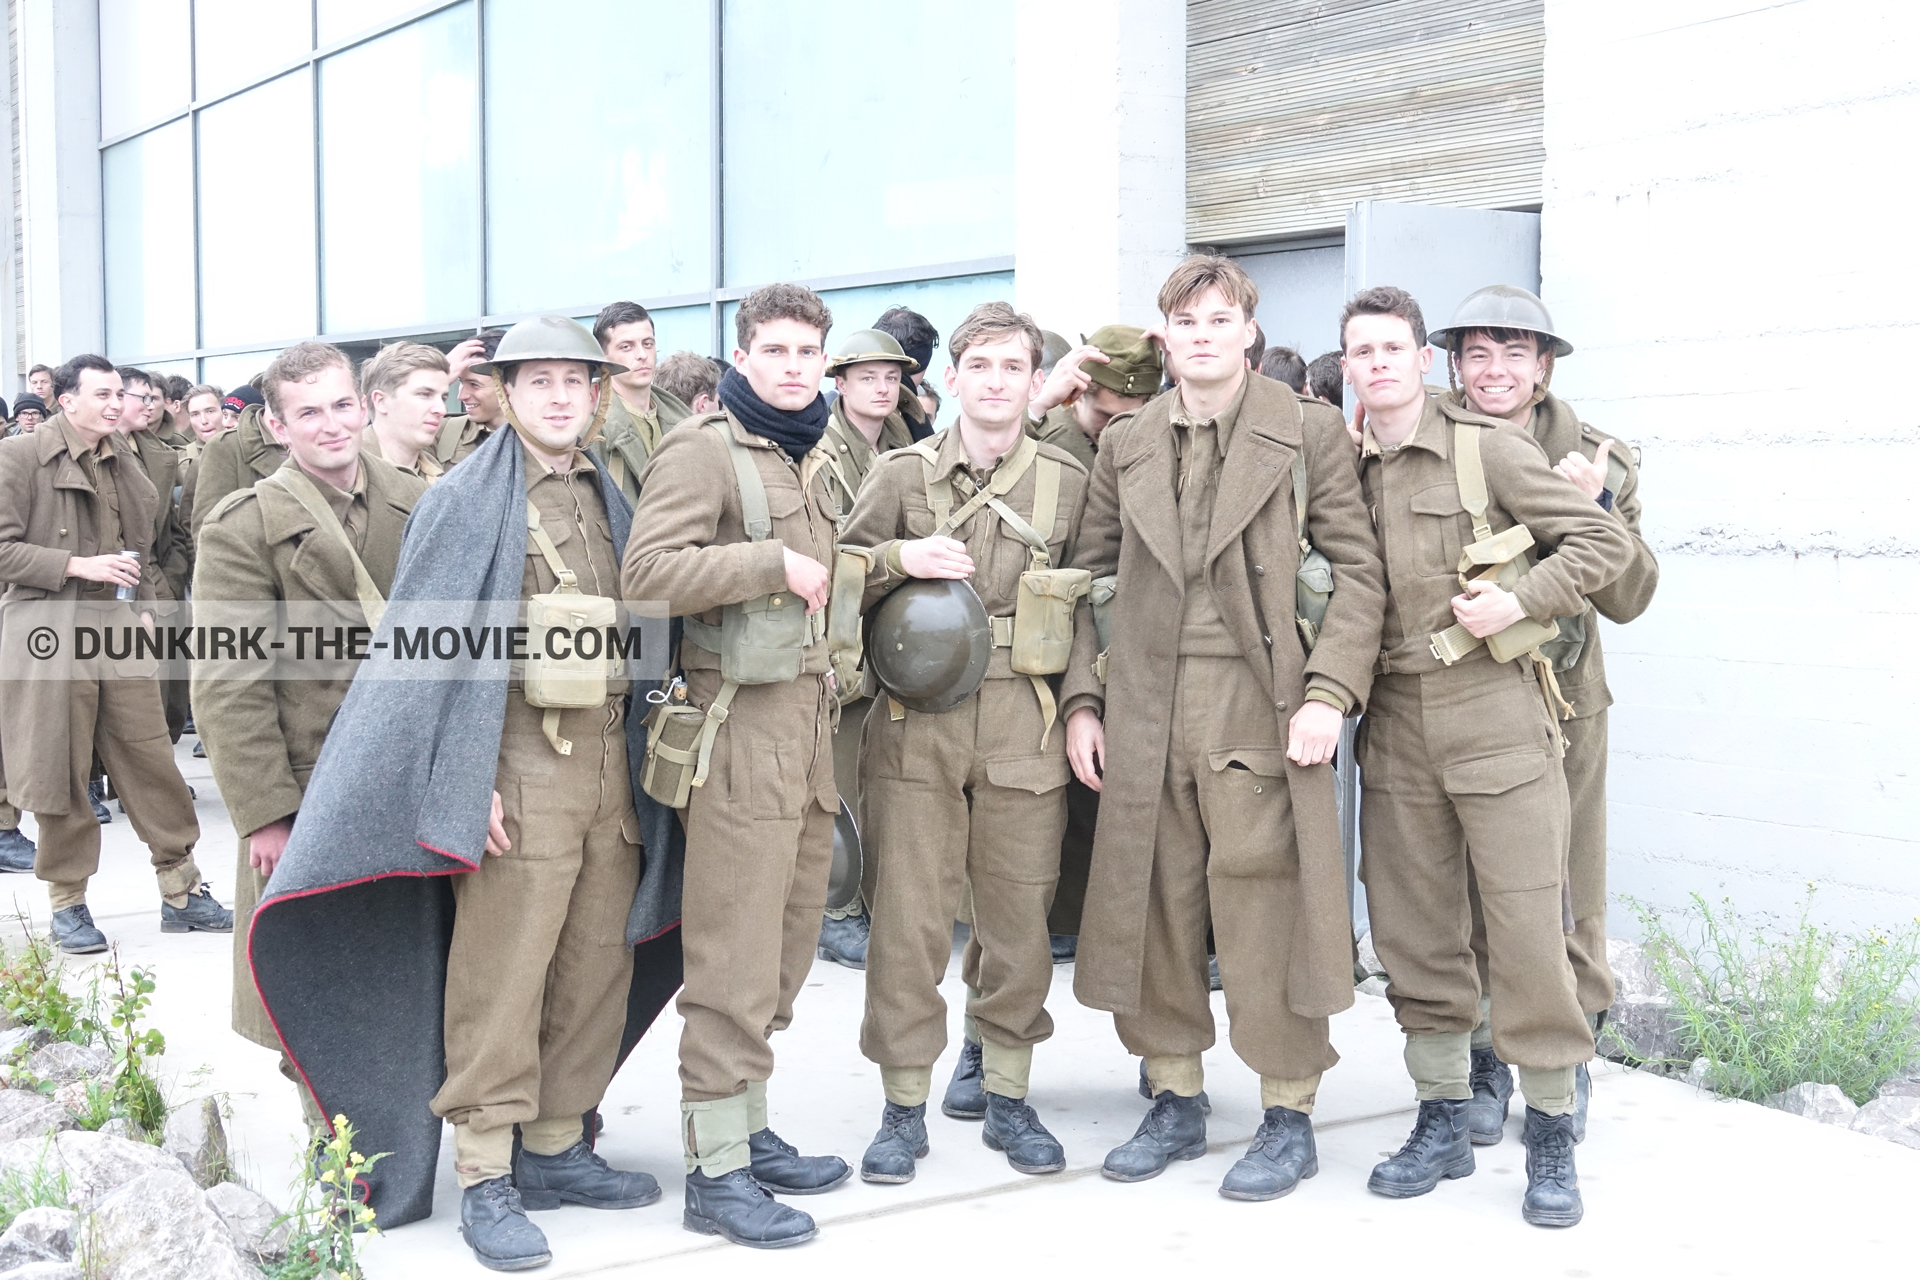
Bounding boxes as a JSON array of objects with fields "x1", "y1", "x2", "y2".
[
  {"x1": 360, "y1": 342, "x2": 452, "y2": 481},
  {"x1": 1429, "y1": 285, "x2": 1660, "y2": 1147},
  {"x1": 193, "y1": 341, "x2": 426, "y2": 1130},
  {"x1": 1061, "y1": 256, "x2": 1386, "y2": 1200},
  {"x1": 594, "y1": 301, "x2": 693, "y2": 506},
  {"x1": 1342, "y1": 286, "x2": 1632, "y2": 1228},
  {"x1": 625, "y1": 283, "x2": 850, "y2": 1249},
  {"x1": 0, "y1": 354, "x2": 227, "y2": 953}
]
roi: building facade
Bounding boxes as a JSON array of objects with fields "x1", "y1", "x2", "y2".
[{"x1": 5, "y1": 0, "x2": 1914, "y2": 937}]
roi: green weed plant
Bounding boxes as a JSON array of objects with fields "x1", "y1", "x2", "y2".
[
  {"x1": 0, "y1": 1136, "x2": 71, "y2": 1233},
  {"x1": 1628, "y1": 890, "x2": 1920, "y2": 1104},
  {"x1": 266, "y1": 1115, "x2": 385, "y2": 1280}
]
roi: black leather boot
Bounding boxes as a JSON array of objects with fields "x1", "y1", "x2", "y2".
[
  {"x1": 817, "y1": 913, "x2": 869, "y2": 970},
  {"x1": 50, "y1": 905, "x2": 108, "y2": 955},
  {"x1": 1135, "y1": 1059, "x2": 1210, "y2": 1113},
  {"x1": 88, "y1": 780, "x2": 111, "y2": 824},
  {"x1": 1102, "y1": 1090, "x2": 1207, "y2": 1182},
  {"x1": 1368, "y1": 1099, "x2": 1475, "y2": 1198},
  {"x1": 1522, "y1": 1106, "x2": 1584, "y2": 1226},
  {"x1": 1571, "y1": 1061, "x2": 1591, "y2": 1143},
  {"x1": 1466, "y1": 1047, "x2": 1513, "y2": 1145},
  {"x1": 514, "y1": 1140, "x2": 660, "y2": 1210},
  {"x1": 859, "y1": 1102, "x2": 929, "y2": 1184},
  {"x1": 1219, "y1": 1106, "x2": 1317, "y2": 1201},
  {"x1": 942, "y1": 1040, "x2": 987, "y2": 1120},
  {"x1": 0, "y1": 828, "x2": 35, "y2": 873},
  {"x1": 460, "y1": 1176, "x2": 551, "y2": 1271},
  {"x1": 161, "y1": 885, "x2": 233, "y2": 934},
  {"x1": 683, "y1": 1168, "x2": 816, "y2": 1248},
  {"x1": 748, "y1": 1128, "x2": 850, "y2": 1195},
  {"x1": 982, "y1": 1093, "x2": 1065, "y2": 1175},
  {"x1": 1048, "y1": 934, "x2": 1077, "y2": 963}
]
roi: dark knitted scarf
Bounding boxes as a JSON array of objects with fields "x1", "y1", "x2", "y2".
[{"x1": 717, "y1": 366, "x2": 828, "y2": 461}]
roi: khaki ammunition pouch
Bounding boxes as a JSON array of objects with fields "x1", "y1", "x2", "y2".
[
  {"x1": 1291, "y1": 450, "x2": 1332, "y2": 652},
  {"x1": 1089, "y1": 574, "x2": 1117, "y2": 685},
  {"x1": 522, "y1": 501, "x2": 620, "y2": 756},
  {"x1": 828, "y1": 546, "x2": 872, "y2": 706},
  {"x1": 682, "y1": 420, "x2": 824, "y2": 687},
  {"x1": 1425, "y1": 420, "x2": 1575, "y2": 724},
  {"x1": 910, "y1": 434, "x2": 1081, "y2": 745}
]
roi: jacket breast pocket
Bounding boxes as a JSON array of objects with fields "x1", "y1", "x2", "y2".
[
  {"x1": 1409, "y1": 484, "x2": 1467, "y2": 577},
  {"x1": 903, "y1": 507, "x2": 937, "y2": 539}
]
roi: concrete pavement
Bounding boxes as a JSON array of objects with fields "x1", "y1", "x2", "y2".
[{"x1": 11, "y1": 738, "x2": 1916, "y2": 1279}]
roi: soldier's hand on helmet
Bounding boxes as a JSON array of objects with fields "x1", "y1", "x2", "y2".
[
  {"x1": 247, "y1": 816, "x2": 295, "y2": 877},
  {"x1": 898, "y1": 536, "x2": 973, "y2": 580},
  {"x1": 485, "y1": 789, "x2": 511, "y2": 856},
  {"x1": 1553, "y1": 438, "x2": 1611, "y2": 501},
  {"x1": 446, "y1": 336, "x2": 488, "y2": 383},
  {"x1": 1451, "y1": 578, "x2": 1528, "y2": 638},
  {"x1": 782, "y1": 547, "x2": 833, "y2": 613},
  {"x1": 66, "y1": 553, "x2": 141, "y2": 587},
  {"x1": 1286, "y1": 701, "x2": 1343, "y2": 766},
  {"x1": 1029, "y1": 346, "x2": 1111, "y2": 418},
  {"x1": 1066, "y1": 707, "x2": 1106, "y2": 792}
]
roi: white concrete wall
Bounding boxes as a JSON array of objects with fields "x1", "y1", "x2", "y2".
[
  {"x1": 1013, "y1": 0, "x2": 1186, "y2": 337},
  {"x1": 12, "y1": 0, "x2": 105, "y2": 384},
  {"x1": 1541, "y1": 0, "x2": 1920, "y2": 936}
]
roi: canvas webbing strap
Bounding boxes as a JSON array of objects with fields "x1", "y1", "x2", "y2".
[
  {"x1": 713, "y1": 420, "x2": 773, "y2": 542},
  {"x1": 267, "y1": 468, "x2": 386, "y2": 630},
  {"x1": 525, "y1": 501, "x2": 578, "y2": 589},
  {"x1": 692, "y1": 680, "x2": 740, "y2": 789},
  {"x1": 1292, "y1": 451, "x2": 1311, "y2": 553},
  {"x1": 1453, "y1": 420, "x2": 1495, "y2": 543}
]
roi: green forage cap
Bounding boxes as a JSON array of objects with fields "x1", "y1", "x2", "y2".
[{"x1": 1080, "y1": 324, "x2": 1163, "y2": 398}]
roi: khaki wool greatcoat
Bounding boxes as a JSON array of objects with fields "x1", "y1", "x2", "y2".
[
  {"x1": 191, "y1": 406, "x2": 288, "y2": 543},
  {"x1": 595, "y1": 386, "x2": 692, "y2": 509},
  {"x1": 0, "y1": 417, "x2": 161, "y2": 816},
  {"x1": 192, "y1": 454, "x2": 426, "y2": 1047},
  {"x1": 1062, "y1": 375, "x2": 1387, "y2": 1022}
]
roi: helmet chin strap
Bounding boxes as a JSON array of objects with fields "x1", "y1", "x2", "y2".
[{"x1": 493, "y1": 367, "x2": 615, "y2": 456}]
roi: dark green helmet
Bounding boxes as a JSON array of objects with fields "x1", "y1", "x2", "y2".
[
  {"x1": 827, "y1": 328, "x2": 919, "y2": 376},
  {"x1": 826, "y1": 798, "x2": 863, "y2": 911},
  {"x1": 474, "y1": 315, "x2": 625, "y2": 378},
  {"x1": 1039, "y1": 330, "x2": 1072, "y2": 373},
  {"x1": 1428, "y1": 285, "x2": 1574, "y2": 358},
  {"x1": 866, "y1": 578, "x2": 991, "y2": 714}
]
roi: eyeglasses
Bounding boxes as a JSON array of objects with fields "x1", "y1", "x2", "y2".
[{"x1": 121, "y1": 393, "x2": 157, "y2": 405}]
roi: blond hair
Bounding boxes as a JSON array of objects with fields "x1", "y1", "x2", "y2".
[
  {"x1": 360, "y1": 341, "x2": 449, "y2": 402},
  {"x1": 1157, "y1": 254, "x2": 1260, "y2": 319}
]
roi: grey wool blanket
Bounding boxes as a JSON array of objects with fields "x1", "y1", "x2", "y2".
[{"x1": 248, "y1": 424, "x2": 684, "y2": 1228}]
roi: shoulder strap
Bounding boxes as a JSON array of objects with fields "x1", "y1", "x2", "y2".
[
  {"x1": 934, "y1": 433, "x2": 1038, "y2": 538},
  {"x1": 1291, "y1": 451, "x2": 1310, "y2": 553},
  {"x1": 269, "y1": 468, "x2": 386, "y2": 629},
  {"x1": 1452, "y1": 420, "x2": 1494, "y2": 543},
  {"x1": 983, "y1": 454, "x2": 1060, "y2": 571},
  {"x1": 525, "y1": 502, "x2": 578, "y2": 590},
  {"x1": 905, "y1": 439, "x2": 950, "y2": 526},
  {"x1": 711, "y1": 419, "x2": 771, "y2": 542}
]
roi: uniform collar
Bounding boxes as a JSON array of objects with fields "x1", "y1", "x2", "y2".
[
  {"x1": 1364, "y1": 395, "x2": 1450, "y2": 459},
  {"x1": 925, "y1": 419, "x2": 1029, "y2": 484},
  {"x1": 1169, "y1": 374, "x2": 1250, "y2": 456},
  {"x1": 56, "y1": 415, "x2": 115, "y2": 463}
]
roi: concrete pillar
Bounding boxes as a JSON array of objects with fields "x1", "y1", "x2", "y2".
[
  {"x1": 11, "y1": 0, "x2": 104, "y2": 386},
  {"x1": 1013, "y1": 0, "x2": 1186, "y2": 340}
]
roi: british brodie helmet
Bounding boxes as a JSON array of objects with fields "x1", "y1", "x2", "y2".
[
  {"x1": 1428, "y1": 285, "x2": 1575, "y2": 359},
  {"x1": 866, "y1": 578, "x2": 992, "y2": 714}
]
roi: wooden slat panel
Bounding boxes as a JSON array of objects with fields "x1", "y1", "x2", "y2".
[{"x1": 1187, "y1": 0, "x2": 1544, "y2": 244}]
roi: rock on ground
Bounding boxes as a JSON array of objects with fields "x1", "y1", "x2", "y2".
[
  {"x1": 1355, "y1": 930, "x2": 1385, "y2": 980},
  {"x1": 20, "y1": 1045, "x2": 109, "y2": 1088},
  {"x1": 1851, "y1": 1095, "x2": 1920, "y2": 1150},
  {"x1": 0, "y1": 1026, "x2": 52, "y2": 1061},
  {"x1": 206, "y1": 1182, "x2": 289, "y2": 1264},
  {"x1": 0, "y1": 1263, "x2": 84, "y2": 1279},
  {"x1": 1876, "y1": 1072, "x2": 1920, "y2": 1100},
  {"x1": 162, "y1": 1097, "x2": 230, "y2": 1189},
  {"x1": 88, "y1": 1168, "x2": 261, "y2": 1280},
  {"x1": 0, "y1": 1131, "x2": 183, "y2": 1209},
  {"x1": 1762, "y1": 1082, "x2": 1859, "y2": 1126},
  {"x1": 0, "y1": 1092, "x2": 74, "y2": 1144},
  {"x1": 0, "y1": 1206, "x2": 78, "y2": 1268}
]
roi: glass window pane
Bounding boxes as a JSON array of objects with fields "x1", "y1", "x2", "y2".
[
  {"x1": 99, "y1": 0, "x2": 190, "y2": 138},
  {"x1": 201, "y1": 350, "x2": 282, "y2": 393},
  {"x1": 194, "y1": 0, "x2": 311, "y2": 103},
  {"x1": 484, "y1": 0, "x2": 711, "y2": 315},
  {"x1": 319, "y1": 5, "x2": 478, "y2": 334},
  {"x1": 318, "y1": 0, "x2": 434, "y2": 45},
  {"x1": 722, "y1": 0, "x2": 1013, "y2": 286},
  {"x1": 646, "y1": 305, "x2": 717, "y2": 363},
  {"x1": 103, "y1": 121, "x2": 196, "y2": 360},
  {"x1": 720, "y1": 272, "x2": 1014, "y2": 400},
  {"x1": 198, "y1": 72, "x2": 316, "y2": 349}
]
